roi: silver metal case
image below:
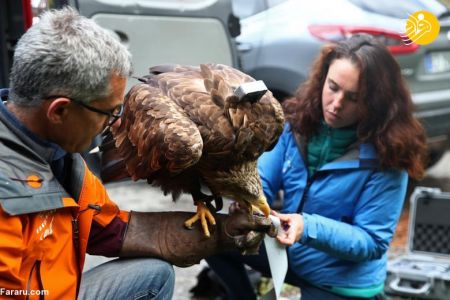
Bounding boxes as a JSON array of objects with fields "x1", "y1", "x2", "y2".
[{"x1": 385, "y1": 187, "x2": 450, "y2": 299}]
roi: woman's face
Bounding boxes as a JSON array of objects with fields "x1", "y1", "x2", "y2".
[{"x1": 322, "y1": 58, "x2": 360, "y2": 128}]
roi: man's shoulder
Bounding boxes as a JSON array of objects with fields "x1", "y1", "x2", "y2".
[{"x1": 0, "y1": 155, "x2": 77, "y2": 216}]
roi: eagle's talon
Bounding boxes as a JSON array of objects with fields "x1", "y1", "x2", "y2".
[
  {"x1": 184, "y1": 202, "x2": 216, "y2": 237},
  {"x1": 201, "y1": 219, "x2": 210, "y2": 238},
  {"x1": 184, "y1": 213, "x2": 199, "y2": 229}
]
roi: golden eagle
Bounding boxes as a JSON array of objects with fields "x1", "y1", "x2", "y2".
[{"x1": 101, "y1": 64, "x2": 284, "y2": 236}]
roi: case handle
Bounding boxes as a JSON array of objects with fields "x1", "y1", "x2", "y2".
[{"x1": 389, "y1": 276, "x2": 431, "y2": 295}]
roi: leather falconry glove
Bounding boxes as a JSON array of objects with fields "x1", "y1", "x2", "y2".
[{"x1": 119, "y1": 209, "x2": 277, "y2": 267}]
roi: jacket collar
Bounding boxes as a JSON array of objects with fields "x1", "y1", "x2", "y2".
[
  {"x1": 320, "y1": 143, "x2": 379, "y2": 170},
  {"x1": 288, "y1": 122, "x2": 380, "y2": 170},
  {"x1": 0, "y1": 89, "x2": 66, "y2": 163}
]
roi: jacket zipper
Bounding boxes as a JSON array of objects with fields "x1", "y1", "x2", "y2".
[
  {"x1": 71, "y1": 204, "x2": 102, "y2": 254},
  {"x1": 26, "y1": 260, "x2": 45, "y2": 300},
  {"x1": 71, "y1": 204, "x2": 102, "y2": 296}
]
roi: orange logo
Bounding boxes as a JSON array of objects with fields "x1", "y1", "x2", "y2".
[
  {"x1": 27, "y1": 175, "x2": 43, "y2": 188},
  {"x1": 402, "y1": 11, "x2": 440, "y2": 45}
]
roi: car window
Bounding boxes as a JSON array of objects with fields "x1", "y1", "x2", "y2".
[
  {"x1": 349, "y1": 0, "x2": 449, "y2": 19},
  {"x1": 74, "y1": 0, "x2": 239, "y2": 93}
]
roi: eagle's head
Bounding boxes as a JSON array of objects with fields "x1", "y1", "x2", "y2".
[{"x1": 201, "y1": 160, "x2": 271, "y2": 217}]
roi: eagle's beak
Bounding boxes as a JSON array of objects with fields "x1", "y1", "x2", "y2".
[{"x1": 254, "y1": 196, "x2": 271, "y2": 217}]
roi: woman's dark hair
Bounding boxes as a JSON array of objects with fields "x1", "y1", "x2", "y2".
[{"x1": 283, "y1": 34, "x2": 427, "y2": 179}]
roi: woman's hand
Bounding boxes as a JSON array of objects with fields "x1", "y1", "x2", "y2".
[{"x1": 272, "y1": 211, "x2": 304, "y2": 246}]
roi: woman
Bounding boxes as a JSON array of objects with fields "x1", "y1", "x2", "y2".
[{"x1": 206, "y1": 34, "x2": 427, "y2": 299}]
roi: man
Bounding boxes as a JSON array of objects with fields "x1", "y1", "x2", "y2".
[{"x1": 0, "y1": 8, "x2": 272, "y2": 300}]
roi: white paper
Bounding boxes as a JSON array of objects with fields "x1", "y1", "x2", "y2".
[{"x1": 261, "y1": 215, "x2": 288, "y2": 300}]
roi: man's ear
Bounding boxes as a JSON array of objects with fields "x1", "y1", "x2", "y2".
[{"x1": 46, "y1": 98, "x2": 71, "y2": 124}]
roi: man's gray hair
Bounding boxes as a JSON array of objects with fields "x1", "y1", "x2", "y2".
[{"x1": 9, "y1": 7, "x2": 132, "y2": 106}]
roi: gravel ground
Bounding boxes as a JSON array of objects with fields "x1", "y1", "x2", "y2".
[{"x1": 83, "y1": 152, "x2": 450, "y2": 300}]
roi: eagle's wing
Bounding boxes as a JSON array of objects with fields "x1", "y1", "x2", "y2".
[
  {"x1": 146, "y1": 64, "x2": 237, "y2": 157},
  {"x1": 145, "y1": 64, "x2": 284, "y2": 165},
  {"x1": 204, "y1": 64, "x2": 285, "y2": 159},
  {"x1": 111, "y1": 83, "x2": 203, "y2": 181}
]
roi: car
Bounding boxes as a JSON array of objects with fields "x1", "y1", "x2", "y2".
[
  {"x1": 0, "y1": 1, "x2": 27, "y2": 88},
  {"x1": 232, "y1": 0, "x2": 450, "y2": 166},
  {"x1": 1, "y1": 0, "x2": 240, "y2": 92}
]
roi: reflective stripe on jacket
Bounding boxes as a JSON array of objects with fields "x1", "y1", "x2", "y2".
[{"x1": 0, "y1": 107, "x2": 129, "y2": 299}]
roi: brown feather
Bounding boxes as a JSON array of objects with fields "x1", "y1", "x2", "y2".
[{"x1": 102, "y1": 64, "x2": 284, "y2": 211}]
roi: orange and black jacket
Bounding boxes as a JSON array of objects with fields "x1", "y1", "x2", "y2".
[{"x1": 0, "y1": 101, "x2": 129, "y2": 299}]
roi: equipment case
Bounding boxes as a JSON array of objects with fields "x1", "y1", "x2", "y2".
[{"x1": 385, "y1": 187, "x2": 450, "y2": 299}]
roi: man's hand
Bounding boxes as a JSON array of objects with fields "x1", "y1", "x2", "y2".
[
  {"x1": 224, "y1": 205, "x2": 277, "y2": 255},
  {"x1": 120, "y1": 209, "x2": 278, "y2": 267},
  {"x1": 271, "y1": 211, "x2": 304, "y2": 246}
]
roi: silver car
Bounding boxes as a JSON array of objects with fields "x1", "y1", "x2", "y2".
[{"x1": 233, "y1": 0, "x2": 450, "y2": 165}]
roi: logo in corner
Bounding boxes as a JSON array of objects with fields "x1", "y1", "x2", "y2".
[{"x1": 402, "y1": 11, "x2": 440, "y2": 45}]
